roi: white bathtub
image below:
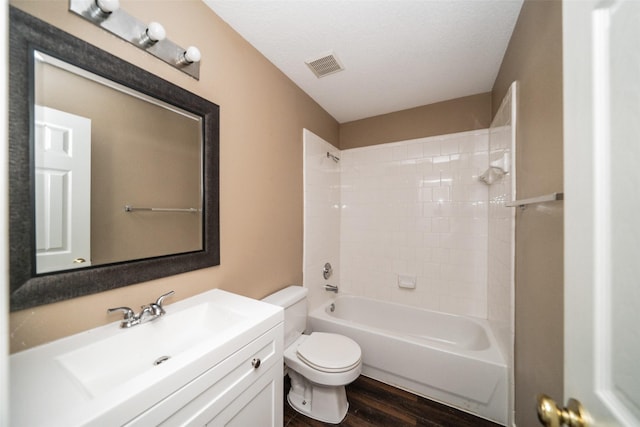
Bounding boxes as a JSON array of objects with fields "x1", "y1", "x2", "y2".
[{"x1": 308, "y1": 295, "x2": 507, "y2": 425}]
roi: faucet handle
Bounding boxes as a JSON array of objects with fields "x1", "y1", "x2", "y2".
[
  {"x1": 154, "y1": 291, "x2": 175, "y2": 313},
  {"x1": 107, "y1": 306, "x2": 135, "y2": 319}
]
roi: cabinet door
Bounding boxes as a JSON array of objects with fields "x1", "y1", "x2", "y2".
[
  {"x1": 124, "y1": 324, "x2": 283, "y2": 427},
  {"x1": 206, "y1": 363, "x2": 282, "y2": 427}
]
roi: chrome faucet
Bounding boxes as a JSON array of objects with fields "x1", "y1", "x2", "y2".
[
  {"x1": 324, "y1": 284, "x2": 338, "y2": 293},
  {"x1": 108, "y1": 290, "x2": 175, "y2": 328}
]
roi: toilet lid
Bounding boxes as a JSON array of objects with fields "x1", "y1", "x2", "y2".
[{"x1": 296, "y1": 332, "x2": 361, "y2": 373}]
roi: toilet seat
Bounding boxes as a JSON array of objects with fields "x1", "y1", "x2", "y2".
[{"x1": 296, "y1": 332, "x2": 361, "y2": 373}]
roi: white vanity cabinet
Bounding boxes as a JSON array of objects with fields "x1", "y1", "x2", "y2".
[
  {"x1": 10, "y1": 289, "x2": 284, "y2": 427},
  {"x1": 125, "y1": 323, "x2": 283, "y2": 426}
]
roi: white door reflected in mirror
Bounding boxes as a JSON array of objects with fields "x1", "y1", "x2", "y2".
[{"x1": 35, "y1": 105, "x2": 91, "y2": 273}]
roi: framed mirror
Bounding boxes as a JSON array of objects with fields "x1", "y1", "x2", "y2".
[{"x1": 9, "y1": 7, "x2": 220, "y2": 311}]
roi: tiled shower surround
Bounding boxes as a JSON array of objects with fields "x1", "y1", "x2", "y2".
[
  {"x1": 303, "y1": 96, "x2": 515, "y2": 420},
  {"x1": 487, "y1": 89, "x2": 516, "y2": 353},
  {"x1": 339, "y1": 130, "x2": 490, "y2": 317},
  {"x1": 487, "y1": 83, "x2": 516, "y2": 425},
  {"x1": 303, "y1": 130, "x2": 341, "y2": 311}
]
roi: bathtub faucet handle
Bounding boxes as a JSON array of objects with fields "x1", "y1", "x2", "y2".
[
  {"x1": 323, "y1": 262, "x2": 333, "y2": 279},
  {"x1": 324, "y1": 284, "x2": 338, "y2": 293}
]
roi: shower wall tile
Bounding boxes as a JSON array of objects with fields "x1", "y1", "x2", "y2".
[
  {"x1": 486, "y1": 83, "x2": 516, "y2": 422},
  {"x1": 340, "y1": 130, "x2": 489, "y2": 318},
  {"x1": 303, "y1": 130, "x2": 341, "y2": 312},
  {"x1": 487, "y1": 124, "x2": 515, "y2": 351}
]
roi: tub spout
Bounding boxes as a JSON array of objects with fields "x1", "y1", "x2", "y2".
[{"x1": 324, "y1": 284, "x2": 338, "y2": 293}]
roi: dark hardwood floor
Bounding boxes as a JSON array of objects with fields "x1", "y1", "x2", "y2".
[{"x1": 283, "y1": 375, "x2": 503, "y2": 427}]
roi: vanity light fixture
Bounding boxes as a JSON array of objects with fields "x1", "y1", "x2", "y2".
[
  {"x1": 70, "y1": 0, "x2": 201, "y2": 80},
  {"x1": 139, "y1": 22, "x2": 166, "y2": 47}
]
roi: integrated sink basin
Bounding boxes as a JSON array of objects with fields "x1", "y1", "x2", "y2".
[
  {"x1": 57, "y1": 301, "x2": 247, "y2": 397},
  {"x1": 10, "y1": 289, "x2": 284, "y2": 427}
]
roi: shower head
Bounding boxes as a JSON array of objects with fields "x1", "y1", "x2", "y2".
[{"x1": 326, "y1": 151, "x2": 340, "y2": 163}]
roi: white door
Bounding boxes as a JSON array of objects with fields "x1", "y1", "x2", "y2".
[
  {"x1": 563, "y1": 1, "x2": 640, "y2": 426},
  {"x1": 35, "y1": 106, "x2": 92, "y2": 273}
]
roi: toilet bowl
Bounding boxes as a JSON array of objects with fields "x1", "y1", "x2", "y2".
[
  {"x1": 262, "y1": 286, "x2": 362, "y2": 424},
  {"x1": 285, "y1": 332, "x2": 362, "y2": 423}
]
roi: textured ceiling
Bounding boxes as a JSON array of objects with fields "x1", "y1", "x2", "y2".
[{"x1": 204, "y1": 0, "x2": 523, "y2": 123}]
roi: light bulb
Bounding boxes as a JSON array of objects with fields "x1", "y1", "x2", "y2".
[
  {"x1": 96, "y1": 0, "x2": 119, "y2": 13},
  {"x1": 139, "y1": 22, "x2": 166, "y2": 47},
  {"x1": 180, "y1": 46, "x2": 201, "y2": 65},
  {"x1": 146, "y1": 22, "x2": 166, "y2": 42},
  {"x1": 89, "y1": 0, "x2": 119, "y2": 20}
]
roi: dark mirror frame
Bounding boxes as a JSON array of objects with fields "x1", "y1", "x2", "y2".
[{"x1": 9, "y1": 7, "x2": 220, "y2": 312}]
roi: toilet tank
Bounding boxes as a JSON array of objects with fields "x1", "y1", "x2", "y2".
[{"x1": 262, "y1": 286, "x2": 308, "y2": 348}]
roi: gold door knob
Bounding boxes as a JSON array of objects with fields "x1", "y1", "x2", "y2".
[{"x1": 537, "y1": 394, "x2": 589, "y2": 427}]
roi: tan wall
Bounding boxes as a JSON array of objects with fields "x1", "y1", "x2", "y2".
[
  {"x1": 9, "y1": 0, "x2": 338, "y2": 353},
  {"x1": 492, "y1": 1, "x2": 564, "y2": 426},
  {"x1": 339, "y1": 92, "x2": 491, "y2": 150}
]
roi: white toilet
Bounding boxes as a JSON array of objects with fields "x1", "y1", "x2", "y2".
[{"x1": 263, "y1": 285, "x2": 362, "y2": 424}]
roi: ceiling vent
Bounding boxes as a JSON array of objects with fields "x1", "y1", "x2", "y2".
[{"x1": 305, "y1": 52, "x2": 345, "y2": 78}]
